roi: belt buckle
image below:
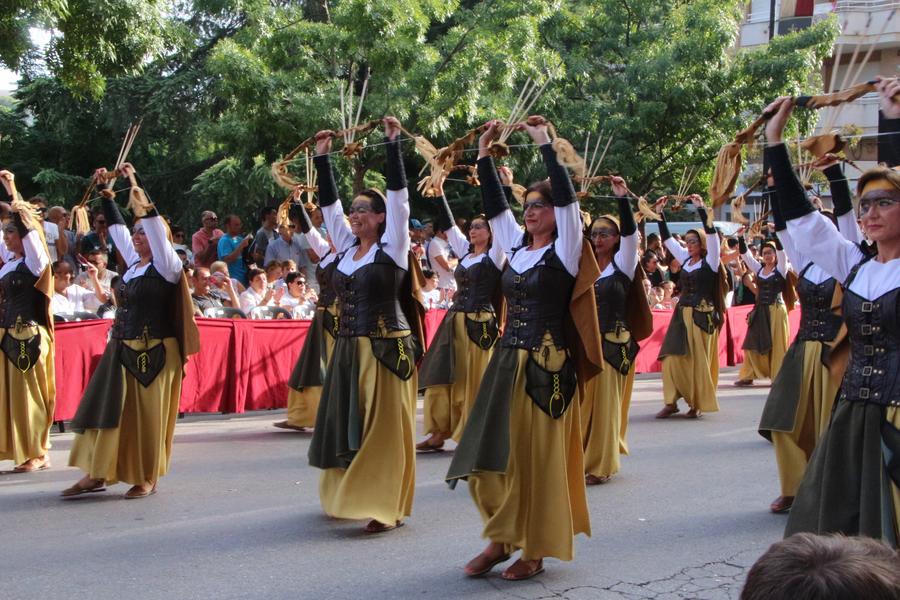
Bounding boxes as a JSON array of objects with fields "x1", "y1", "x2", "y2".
[
  {"x1": 861, "y1": 301, "x2": 873, "y2": 313},
  {"x1": 859, "y1": 387, "x2": 870, "y2": 399}
]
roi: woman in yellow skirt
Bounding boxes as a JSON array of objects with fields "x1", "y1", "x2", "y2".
[
  {"x1": 581, "y1": 177, "x2": 651, "y2": 484},
  {"x1": 734, "y1": 235, "x2": 792, "y2": 386},
  {"x1": 63, "y1": 163, "x2": 198, "y2": 499},
  {"x1": 447, "y1": 118, "x2": 602, "y2": 580},
  {"x1": 417, "y1": 176, "x2": 506, "y2": 451},
  {"x1": 0, "y1": 170, "x2": 55, "y2": 473},
  {"x1": 656, "y1": 196, "x2": 726, "y2": 419},
  {"x1": 276, "y1": 202, "x2": 338, "y2": 431},
  {"x1": 307, "y1": 118, "x2": 424, "y2": 533}
]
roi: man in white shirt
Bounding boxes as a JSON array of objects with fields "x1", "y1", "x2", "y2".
[
  {"x1": 29, "y1": 198, "x2": 66, "y2": 263},
  {"x1": 51, "y1": 261, "x2": 107, "y2": 315},
  {"x1": 74, "y1": 249, "x2": 115, "y2": 312},
  {"x1": 47, "y1": 206, "x2": 76, "y2": 269},
  {"x1": 426, "y1": 227, "x2": 456, "y2": 304},
  {"x1": 264, "y1": 223, "x2": 318, "y2": 291}
]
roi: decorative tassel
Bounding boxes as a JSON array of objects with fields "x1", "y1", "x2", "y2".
[
  {"x1": 127, "y1": 186, "x2": 155, "y2": 218},
  {"x1": 72, "y1": 205, "x2": 91, "y2": 235}
]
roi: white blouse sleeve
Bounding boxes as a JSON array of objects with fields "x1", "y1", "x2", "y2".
[
  {"x1": 489, "y1": 209, "x2": 525, "y2": 255},
  {"x1": 303, "y1": 225, "x2": 331, "y2": 260},
  {"x1": 615, "y1": 232, "x2": 639, "y2": 280},
  {"x1": 836, "y1": 211, "x2": 864, "y2": 246},
  {"x1": 704, "y1": 232, "x2": 720, "y2": 271},
  {"x1": 322, "y1": 200, "x2": 356, "y2": 254},
  {"x1": 785, "y1": 210, "x2": 865, "y2": 284},
  {"x1": 380, "y1": 188, "x2": 410, "y2": 270},
  {"x1": 142, "y1": 216, "x2": 183, "y2": 284},
  {"x1": 22, "y1": 230, "x2": 50, "y2": 277},
  {"x1": 776, "y1": 249, "x2": 788, "y2": 277},
  {"x1": 742, "y1": 250, "x2": 761, "y2": 274},
  {"x1": 663, "y1": 237, "x2": 689, "y2": 264},
  {"x1": 778, "y1": 230, "x2": 804, "y2": 275},
  {"x1": 446, "y1": 225, "x2": 470, "y2": 260},
  {"x1": 554, "y1": 202, "x2": 583, "y2": 277},
  {"x1": 108, "y1": 223, "x2": 139, "y2": 267},
  {"x1": 489, "y1": 240, "x2": 507, "y2": 269}
]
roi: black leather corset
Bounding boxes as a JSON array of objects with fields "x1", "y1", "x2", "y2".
[
  {"x1": 838, "y1": 285, "x2": 900, "y2": 407},
  {"x1": 500, "y1": 245, "x2": 575, "y2": 351},
  {"x1": 111, "y1": 263, "x2": 177, "y2": 340},
  {"x1": 594, "y1": 266, "x2": 630, "y2": 334},
  {"x1": 677, "y1": 262, "x2": 717, "y2": 309},
  {"x1": 315, "y1": 257, "x2": 338, "y2": 309},
  {"x1": 796, "y1": 270, "x2": 842, "y2": 343},
  {"x1": 452, "y1": 253, "x2": 501, "y2": 313},
  {"x1": 755, "y1": 269, "x2": 785, "y2": 306},
  {"x1": 0, "y1": 261, "x2": 46, "y2": 328},
  {"x1": 331, "y1": 248, "x2": 410, "y2": 337}
]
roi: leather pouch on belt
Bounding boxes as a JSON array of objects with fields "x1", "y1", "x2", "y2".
[
  {"x1": 1, "y1": 327, "x2": 41, "y2": 373},
  {"x1": 602, "y1": 330, "x2": 639, "y2": 376},
  {"x1": 119, "y1": 341, "x2": 167, "y2": 387},
  {"x1": 465, "y1": 314, "x2": 499, "y2": 350},
  {"x1": 692, "y1": 305, "x2": 719, "y2": 334},
  {"x1": 525, "y1": 348, "x2": 577, "y2": 419},
  {"x1": 322, "y1": 309, "x2": 338, "y2": 338},
  {"x1": 371, "y1": 334, "x2": 420, "y2": 381}
]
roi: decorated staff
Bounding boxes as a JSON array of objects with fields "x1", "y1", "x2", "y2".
[
  {"x1": 581, "y1": 175, "x2": 652, "y2": 485},
  {"x1": 446, "y1": 117, "x2": 602, "y2": 581},
  {"x1": 306, "y1": 117, "x2": 426, "y2": 535},
  {"x1": 64, "y1": 162, "x2": 199, "y2": 500},
  {"x1": 0, "y1": 170, "x2": 55, "y2": 474},
  {"x1": 416, "y1": 169, "x2": 507, "y2": 452},
  {"x1": 655, "y1": 194, "x2": 728, "y2": 420},
  {"x1": 762, "y1": 91, "x2": 900, "y2": 547}
]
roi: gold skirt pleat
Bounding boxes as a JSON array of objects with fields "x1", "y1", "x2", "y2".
[
  {"x1": 423, "y1": 312, "x2": 494, "y2": 442},
  {"x1": 0, "y1": 325, "x2": 55, "y2": 465},
  {"x1": 467, "y1": 348, "x2": 590, "y2": 561},
  {"x1": 581, "y1": 362, "x2": 632, "y2": 478},
  {"x1": 286, "y1": 328, "x2": 335, "y2": 428},
  {"x1": 662, "y1": 307, "x2": 720, "y2": 413},
  {"x1": 68, "y1": 337, "x2": 182, "y2": 486},
  {"x1": 620, "y1": 368, "x2": 635, "y2": 455},
  {"x1": 771, "y1": 341, "x2": 838, "y2": 496},
  {"x1": 319, "y1": 336, "x2": 417, "y2": 525},
  {"x1": 739, "y1": 303, "x2": 790, "y2": 381},
  {"x1": 890, "y1": 408, "x2": 900, "y2": 535}
]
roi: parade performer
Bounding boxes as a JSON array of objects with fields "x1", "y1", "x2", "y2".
[
  {"x1": 64, "y1": 163, "x2": 199, "y2": 499},
  {"x1": 446, "y1": 117, "x2": 602, "y2": 580},
  {"x1": 655, "y1": 196, "x2": 726, "y2": 419},
  {"x1": 733, "y1": 230, "x2": 793, "y2": 387},
  {"x1": 759, "y1": 162, "x2": 856, "y2": 514},
  {"x1": 307, "y1": 117, "x2": 425, "y2": 534},
  {"x1": 0, "y1": 170, "x2": 55, "y2": 473},
  {"x1": 762, "y1": 95, "x2": 900, "y2": 546},
  {"x1": 275, "y1": 202, "x2": 338, "y2": 432},
  {"x1": 417, "y1": 174, "x2": 506, "y2": 452},
  {"x1": 581, "y1": 177, "x2": 651, "y2": 484}
]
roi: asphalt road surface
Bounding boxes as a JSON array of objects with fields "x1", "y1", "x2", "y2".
[{"x1": 2, "y1": 368, "x2": 787, "y2": 600}]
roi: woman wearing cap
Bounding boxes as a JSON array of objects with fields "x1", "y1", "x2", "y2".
[
  {"x1": 655, "y1": 195, "x2": 726, "y2": 419},
  {"x1": 0, "y1": 170, "x2": 55, "y2": 474},
  {"x1": 276, "y1": 202, "x2": 338, "y2": 432},
  {"x1": 733, "y1": 229, "x2": 792, "y2": 387},
  {"x1": 446, "y1": 118, "x2": 602, "y2": 580},
  {"x1": 307, "y1": 117, "x2": 424, "y2": 534},
  {"x1": 581, "y1": 177, "x2": 651, "y2": 484},
  {"x1": 63, "y1": 163, "x2": 199, "y2": 499},
  {"x1": 762, "y1": 90, "x2": 900, "y2": 546},
  {"x1": 417, "y1": 173, "x2": 507, "y2": 452}
]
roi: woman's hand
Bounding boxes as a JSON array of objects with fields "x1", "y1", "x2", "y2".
[
  {"x1": 763, "y1": 96, "x2": 794, "y2": 144},
  {"x1": 521, "y1": 115, "x2": 551, "y2": 145},
  {"x1": 653, "y1": 196, "x2": 668, "y2": 213},
  {"x1": 383, "y1": 116, "x2": 401, "y2": 141},
  {"x1": 610, "y1": 175, "x2": 628, "y2": 198},
  {"x1": 498, "y1": 166, "x2": 514, "y2": 186},
  {"x1": 86, "y1": 263, "x2": 99, "y2": 279},
  {"x1": 875, "y1": 76, "x2": 900, "y2": 119},
  {"x1": 812, "y1": 153, "x2": 840, "y2": 171},
  {"x1": 118, "y1": 162, "x2": 138, "y2": 186},
  {"x1": 314, "y1": 130, "x2": 334, "y2": 155},
  {"x1": 688, "y1": 193, "x2": 706, "y2": 210},
  {"x1": 478, "y1": 120, "x2": 503, "y2": 158}
]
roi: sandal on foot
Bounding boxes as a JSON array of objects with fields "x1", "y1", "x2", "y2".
[
  {"x1": 363, "y1": 519, "x2": 404, "y2": 534},
  {"x1": 415, "y1": 440, "x2": 445, "y2": 453},
  {"x1": 273, "y1": 421, "x2": 308, "y2": 432},
  {"x1": 734, "y1": 379, "x2": 753, "y2": 387},
  {"x1": 13, "y1": 457, "x2": 51, "y2": 473},
  {"x1": 501, "y1": 559, "x2": 544, "y2": 581},
  {"x1": 770, "y1": 495, "x2": 794, "y2": 514},
  {"x1": 124, "y1": 484, "x2": 157, "y2": 499},
  {"x1": 685, "y1": 408, "x2": 702, "y2": 419},
  {"x1": 585, "y1": 474, "x2": 611, "y2": 485},
  {"x1": 464, "y1": 552, "x2": 512, "y2": 577},
  {"x1": 61, "y1": 479, "x2": 106, "y2": 498},
  {"x1": 655, "y1": 405, "x2": 679, "y2": 419}
]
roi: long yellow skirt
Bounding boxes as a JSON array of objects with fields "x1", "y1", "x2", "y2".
[
  {"x1": 662, "y1": 307, "x2": 720, "y2": 413},
  {"x1": 423, "y1": 312, "x2": 494, "y2": 442},
  {"x1": 620, "y1": 368, "x2": 635, "y2": 455},
  {"x1": 319, "y1": 337, "x2": 417, "y2": 525},
  {"x1": 467, "y1": 348, "x2": 590, "y2": 561},
  {"x1": 581, "y1": 363, "x2": 632, "y2": 478},
  {"x1": 68, "y1": 337, "x2": 182, "y2": 486},
  {"x1": 771, "y1": 342, "x2": 837, "y2": 496},
  {"x1": 0, "y1": 325, "x2": 55, "y2": 465},
  {"x1": 739, "y1": 304, "x2": 790, "y2": 381},
  {"x1": 286, "y1": 330, "x2": 335, "y2": 428}
]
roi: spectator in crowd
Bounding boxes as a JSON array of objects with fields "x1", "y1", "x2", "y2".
[
  {"x1": 281, "y1": 259, "x2": 297, "y2": 275},
  {"x1": 50, "y1": 260, "x2": 107, "y2": 315},
  {"x1": 252, "y1": 206, "x2": 279, "y2": 265},
  {"x1": 217, "y1": 214, "x2": 251, "y2": 286},
  {"x1": 650, "y1": 286, "x2": 666, "y2": 309},
  {"x1": 659, "y1": 280, "x2": 677, "y2": 309},
  {"x1": 47, "y1": 206, "x2": 76, "y2": 269},
  {"x1": 74, "y1": 248, "x2": 116, "y2": 313},
  {"x1": 190, "y1": 267, "x2": 240, "y2": 316},
  {"x1": 264, "y1": 223, "x2": 315, "y2": 287},
  {"x1": 741, "y1": 533, "x2": 900, "y2": 600},
  {"x1": 642, "y1": 277, "x2": 653, "y2": 306},
  {"x1": 210, "y1": 260, "x2": 245, "y2": 293},
  {"x1": 278, "y1": 272, "x2": 317, "y2": 317},
  {"x1": 646, "y1": 232, "x2": 663, "y2": 256},
  {"x1": 421, "y1": 269, "x2": 441, "y2": 308},
  {"x1": 642, "y1": 250, "x2": 666, "y2": 287},
  {"x1": 409, "y1": 218, "x2": 426, "y2": 265},
  {"x1": 30, "y1": 199, "x2": 67, "y2": 263},
  {"x1": 239, "y1": 267, "x2": 280, "y2": 312},
  {"x1": 80, "y1": 206, "x2": 119, "y2": 270},
  {"x1": 96, "y1": 275, "x2": 120, "y2": 319},
  {"x1": 426, "y1": 223, "x2": 456, "y2": 304},
  {"x1": 265, "y1": 260, "x2": 284, "y2": 290},
  {"x1": 171, "y1": 225, "x2": 194, "y2": 265},
  {"x1": 192, "y1": 210, "x2": 224, "y2": 268}
]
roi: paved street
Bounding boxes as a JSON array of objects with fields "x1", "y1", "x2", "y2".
[{"x1": 2, "y1": 368, "x2": 787, "y2": 600}]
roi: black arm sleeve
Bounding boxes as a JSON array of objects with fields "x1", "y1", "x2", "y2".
[
  {"x1": 434, "y1": 195, "x2": 454, "y2": 233},
  {"x1": 616, "y1": 196, "x2": 636, "y2": 237},
  {"x1": 476, "y1": 156, "x2": 510, "y2": 220},
  {"x1": 773, "y1": 235, "x2": 783, "y2": 251},
  {"x1": 765, "y1": 143, "x2": 815, "y2": 221},
  {"x1": 290, "y1": 203, "x2": 313, "y2": 234},
  {"x1": 657, "y1": 213, "x2": 671, "y2": 241},
  {"x1": 695, "y1": 206, "x2": 716, "y2": 234},
  {"x1": 768, "y1": 187, "x2": 786, "y2": 232},
  {"x1": 539, "y1": 143, "x2": 577, "y2": 208},
  {"x1": 824, "y1": 164, "x2": 853, "y2": 217},
  {"x1": 878, "y1": 112, "x2": 899, "y2": 168},
  {"x1": 313, "y1": 155, "x2": 339, "y2": 208},
  {"x1": 738, "y1": 237, "x2": 748, "y2": 255},
  {"x1": 502, "y1": 185, "x2": 514, "y2": 205},
  {"x1": 101, "y1": 197, "x2": 126, "y2": 227},
  {"x1": 384, "y1": 137, "x2": 407, "y2": 191}
]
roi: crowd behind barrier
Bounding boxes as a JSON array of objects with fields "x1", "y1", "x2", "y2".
[{"x1": 52, "y1": 306, "x2": 801, "y2": 422}]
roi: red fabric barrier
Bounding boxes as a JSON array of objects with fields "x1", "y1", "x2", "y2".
[
  {"x1": 54, "y1": 320, "x2": 113, "y2": 421},
  {"x1": 423, "y1": 309, "x2": 448, "y2": 350},
  {"x1": 726, "y1": 305, "x2": 802, "y2": 366}
]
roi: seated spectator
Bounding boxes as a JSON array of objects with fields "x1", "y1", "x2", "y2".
[
  {"x1": 278, "y1": 272, "x2": 317, "y2": 317},
  {"x1": 642, "y1": 250, "x2": 666, "y2": 287},
  {"x1": 265, "y1": 260, "x2": 284, "y2": 290},
  {"x1": 282, "y1": 259, "x2": 297, "y2": 274},
  {"x1": 80, "y1": 206, "x2": 119, "y2": 271},
  {"x1": 264, "y1": 223, "x2": 314, "y2": 286},
  {"x1": 191, "y1": 267, "x2": 240, "y2": 316},
  {"x1": 421, "y1": 269, "x2": 441, "y2": 309},
  {"x1": 239, "y1": 267, "x2": 280, "y2": 312},
  {"x1": 96, "y1": 275, "x2": 120, "y2": 319},
  {"x1": 50, "y1": 261, "x2": 106, "y2": 315},
  {"x1": 650, "y1": 286, "x2": 666, "y2": 309},
  {"x1": 75, "y1": 248, "x2": 116, "y2": 313},
  {"x1": 741, "y1": 533, "x2": 900, "y2": 600},
  {"x1": 658, "y1": 280, "x2": 678, "y2": 309},
  {"x1": 211, "y1": 260, "x2": 245, "y2": 293},
  {"x1": 642, "y1": 278, "x2": 653, "y2": 306},
  {"x1": 172, "y1": 226, "x2": 194, "y2": 265}
]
